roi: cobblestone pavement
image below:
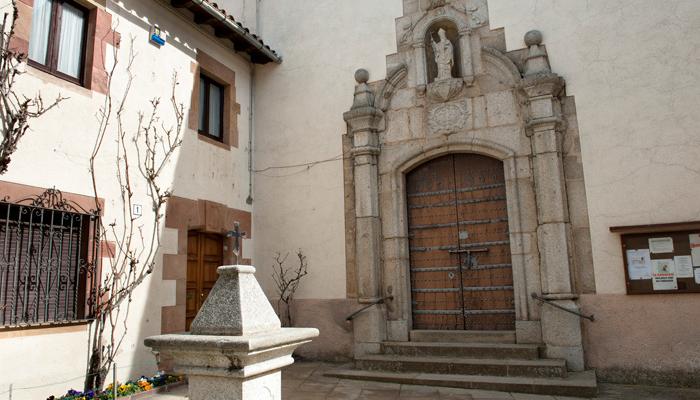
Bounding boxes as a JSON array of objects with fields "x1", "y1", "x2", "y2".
[{"x1": 152, "y1": 362, "x2": 700, "y2": 400}]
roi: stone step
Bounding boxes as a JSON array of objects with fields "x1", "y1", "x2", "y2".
[
  {"x1": 381, "y1": 341, "x2": 541, "y2": 360},
  {"x1": 356, "y1": 354, "x2": 567, "y2": 378},
  {"x1": 325, "y1": 368, "x2": 598, "y2": 398},
  {"x1": 410, "y1": 330, "x2": 516, "y2": 344}
]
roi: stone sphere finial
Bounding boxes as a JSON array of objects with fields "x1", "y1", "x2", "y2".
[
  {"x1": 355, "y1": 68, "x2": 369, "y2": 84},
  {"x1": 524, "y1": 30, "x2": 543, "y2": 47}
]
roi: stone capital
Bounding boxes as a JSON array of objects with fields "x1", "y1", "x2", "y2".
[
  {"x1": 458, "y1": 27, "x2": 472, "y2": 36},
  {"x1": 525, "y1": 116, "x2": 564, "y2": 138},
  {"x1": 520, "y1": 73, "x2": 564, "y2": 98},
  {"x1": 351, "y1": 145, "x2": 381, "y2": 159},
  {"x1": 344, "y1": 106, "x2": 383, "y2": 136}
]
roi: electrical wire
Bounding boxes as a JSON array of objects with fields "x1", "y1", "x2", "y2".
[
  {"x1": 252, "y1": 154, "x2": 350, "y2": 178},
  {"x1": 252, "y1": 153, "x2": 345, "y2": 173}
]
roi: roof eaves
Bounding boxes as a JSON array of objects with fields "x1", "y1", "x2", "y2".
[{"x1": 167, "y1": 0, "x2": 281, "y2": 64}]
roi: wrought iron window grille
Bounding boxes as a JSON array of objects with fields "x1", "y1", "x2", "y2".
[{"x1": 0, "y1": 188, "x2": 101, "y2": 328}]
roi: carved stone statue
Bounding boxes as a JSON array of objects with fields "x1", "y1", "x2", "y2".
[{"x1": 431, "y1": 28, "x2": 454, "y2": 81}]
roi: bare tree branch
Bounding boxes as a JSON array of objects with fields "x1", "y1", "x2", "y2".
[
  {"x1": 84, "y1": 34, "x2": 184, "y2": 391},
  {"x1": 0, "y1": 1, "x2": 65, "y2": 174},
  {"x1": 272, "y1": 250, "x2": 308, "y2": 327}
]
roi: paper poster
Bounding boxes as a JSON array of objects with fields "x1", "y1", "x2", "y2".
[
  {"x1": 690, "y1": 234, "x2": 700, "y2": 267},
  {"x1": 674, "y1": 256, "x2": 694, "y2": 278},
  {"x1": 651, "y1": 259, "x2": 678, "y2": 290},
  {"x1": 626, "y1": 249, "x2": 652, "y2": 280},
  {"x1": 695, "y1": 268, "x2": 700, "y2": 285},
  {"x1": 648, "y1": 237, "x2": 674, "y2": 254}
]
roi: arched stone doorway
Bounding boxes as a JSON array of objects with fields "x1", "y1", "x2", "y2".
[
  {"x1": 342, "y1": 0, "x2": 595, "y2": 372},
  {"x1": 406, "y1": 154, "x2": 515, "y2": 331}
]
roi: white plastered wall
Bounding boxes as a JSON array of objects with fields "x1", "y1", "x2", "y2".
[
  {"x1": 0, "y1": 0, "x2": 253, "y2": 398},
  {"x1": 252, "y1": 0, "x2": 403, "y2": 300},
  {"x1": 487, "y1": 0, "x2": 700, "y2": 295}
]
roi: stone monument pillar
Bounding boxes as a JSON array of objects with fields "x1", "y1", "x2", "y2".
[
  {"x1": 521, "y1": 31, "x2": 585, "y2": 371},
  {"x1": 343, "y1": 69, "x2": 386, "y2": 356},
  {"x1": 144, "y1": 265, "x2": 319, "y2": 400}
]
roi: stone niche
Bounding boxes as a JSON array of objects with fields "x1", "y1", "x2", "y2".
[
  {"x1": 343, "y1": 0, "x2": 596, "y2": 372},
  {"x1": 425, "y1": 21, "x2": 462, "y2": 83}
]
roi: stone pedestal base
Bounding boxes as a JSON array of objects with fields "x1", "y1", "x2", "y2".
[
  {"x1": 352, "y1": 306, "x2": 386, "y2": 357},
  {"x1": 541, "y1": 299, "x2": 585, "y2": 371},
  {"x1": 189, "y1": 372, "x2": 281, "y2": 400},
  {"x1": 145, "y1": 266, "x2": 318, "y2": 400}
]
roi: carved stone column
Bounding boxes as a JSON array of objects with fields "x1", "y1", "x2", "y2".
[
  {"x1": 521, "y1": 31, "x2": 585, "y2": 371},
  {"x1": 413, "y1": 42, "x2": 428, "y2": 90},
  {"x1": 343, "y1": 69, "x2": 386, "y2": 356},
  {"x1": 457, "y1": 27, "x2": 474, "y2": 84}
]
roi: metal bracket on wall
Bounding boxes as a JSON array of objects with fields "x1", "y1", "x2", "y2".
[
  {"x1": 531, "y1": 292, "x2": 595, "y2": 322},
  {"x1": 345, "y1": 297, "x2": 394, "y2": 321}
]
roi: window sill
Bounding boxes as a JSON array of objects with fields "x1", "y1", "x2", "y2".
[
  {"x1": 0, "y1": 319, "x2": 92, "y2": 338},
  {"x1": 26, "y1": 64, "x2": 93, "y2": 98},
  {"x1": 197, "y1": 132, "x2": 231, "y2": 151}
]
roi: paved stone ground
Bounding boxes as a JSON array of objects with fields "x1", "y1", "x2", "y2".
[{"x1": 151, "y1": 362, "x2": 700, "y2": 400}]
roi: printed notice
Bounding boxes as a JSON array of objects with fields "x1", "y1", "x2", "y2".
[
  {"x1": 695, "y1": 268, "x2": 700, "y2": 285},
  {"x1": 648, "y1": 237, "x2": 674, "y2": 254},
  {"x1": 674, "y1": 256, "x2": 694, "y2": 278},
  {"x1": 626, "y1": 249, "x2": 652, "y2": 280},
  {"x1": 652, "y1": 259, "x2": 678, "y2": 291},
  {"x1": 690, "y1": 234, "x2": 700, "y2": 267}
]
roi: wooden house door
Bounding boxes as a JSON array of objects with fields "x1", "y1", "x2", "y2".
[
  {"x1": 186, "y1": 231, "x2": 224, "y2": 330},
  {"x1": 407, "y1": 154, "x2": 515, "y2": 331}
]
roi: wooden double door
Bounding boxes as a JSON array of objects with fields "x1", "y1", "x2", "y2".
[
  {"x1": 407, "y1": 154, "x2": 515, "y2": 331},
  {"x1": 186, "y1": 231, "x2": 224, "y2": 330}
]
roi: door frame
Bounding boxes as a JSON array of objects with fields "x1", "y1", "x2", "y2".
[
  {"x1": 382, "y1": 140, "x2": 542, "y2": 343},
  {"x1": 186, "y1": 230, "x2": 225, "y2": 330},
  {"x1": 405, "y1": 153, "x2": 516, "y2": 331}
]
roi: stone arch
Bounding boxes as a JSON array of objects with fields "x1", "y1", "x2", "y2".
[
  {"x1": 402, "y1": 152, "x2": 517, "y2": 330},
  {"x1": 409, "y1": 7, "x2": 475, "y2": 87},
  {"x1": 482, "y1": 47, "x2": 523, "y2": 87},
  {"x1": 377, "y1": 139, "x2": 534, "y2": 334},
  {"x1": 376, "y1": 63, "x2": 409, "y2": 112},
  {"x1": 410, "y1": 7, "x2": 470, "y2": 45},
  {"x1": 394, "y1": 139, "x2": 516, "y2": 177}
]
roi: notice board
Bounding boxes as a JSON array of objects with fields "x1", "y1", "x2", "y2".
[{"x1": 610, "y1": 221, "x2": 700, "y2": 295}]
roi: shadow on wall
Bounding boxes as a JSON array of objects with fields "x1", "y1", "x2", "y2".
[
  {"x1": 289, "y1": 299, "x2": 356, "y2": 362},
  {"x1": 92, "y1": 0, "x2": 231, "y2": 385}
]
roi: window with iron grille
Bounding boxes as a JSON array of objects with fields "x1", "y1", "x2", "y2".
[{"x1": 0, "y1": 192, "x2": 98, "y2": 327}]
